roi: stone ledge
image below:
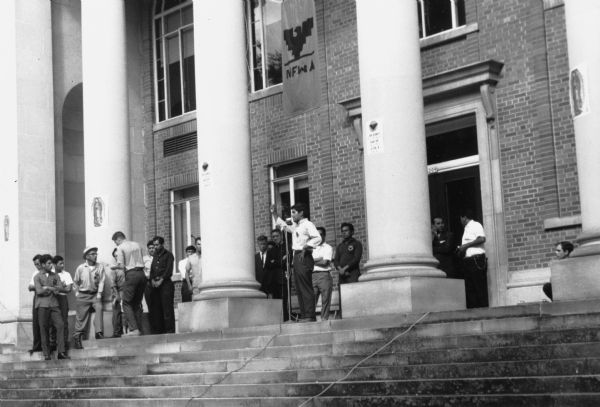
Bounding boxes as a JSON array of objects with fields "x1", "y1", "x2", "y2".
[
  {"x1": 420, "y1": 23, "x2": 479, "y2": 49},
  {"x1": 543, "y1": 215, "x2": 581, "y2": 230}
]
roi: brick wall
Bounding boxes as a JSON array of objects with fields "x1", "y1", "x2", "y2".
[{"x1": 142, "y1": 0, "x2": 581, "y2": 292}]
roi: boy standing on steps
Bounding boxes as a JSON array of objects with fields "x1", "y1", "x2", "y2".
[{"x1": 34, "y1": 254, "x2": 69, "y2": 360}]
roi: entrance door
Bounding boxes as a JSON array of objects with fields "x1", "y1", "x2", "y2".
[{"x1": 429, "y1": 166, "x2": 482, "y2": 241}]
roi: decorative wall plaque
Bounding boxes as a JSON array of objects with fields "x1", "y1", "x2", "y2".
[{"x1": 92, "y1": 197, "x2": 105, "y2": 227}]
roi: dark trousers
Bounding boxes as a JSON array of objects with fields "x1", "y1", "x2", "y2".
[
  {"x1": 38, "y1": 307, "x2": 64, "y2": 356},
  {"x1": 49, "y1": 296, "x2": 69, "y2": 347},
  {"x1": 122, "y1": 268, "x2": 146, "y2": 333},
  {"x1": 57, "y1": 295, "x2": 69, "y2": 348},
  {"x1": 181, "y1": 280, "x2": 193, "y2": 303},
  {"x1": 463, "y1": 255, "x2": 489, "y2": 308},
  {"x1": 148, "y1": 279, "x2": 175, "y2": 334},
  {"x1": 313, "y1": 271, "x2": 333, "y2": 320},
  {"x1": 112, "y1": 299, "x2": 123, "y2": 336},
  {"x1": 31, "y1": 296, "x2": 41, "y2": 351},
  {"x1": 293, "y1": 252, "x2": 316, "y2": 320}
]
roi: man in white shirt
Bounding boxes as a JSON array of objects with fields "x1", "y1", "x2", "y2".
[
  {"x1": 312, "y1": 227, "x2": 333, "y2": 321},
  {"x1": 270, "y1": 203, "x2": 321, "y2": 322},
  {"x1": 457, "y1": 209, "x2": 488, "y2": 308},
  {"x1": 178, "y1": 245, "x2": 196, "y2": 302},
  {"x1": 52, "y1": 255, "x2": 73, "y2": 351},
  {"x1": 72, "y1": 246, "x2": 107, "y2": 348},
  {"x1": 186, "y1": 237, "x2": 202, "y2": 296}
]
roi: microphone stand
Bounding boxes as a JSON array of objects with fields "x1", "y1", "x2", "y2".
[{"x1": 283, "y1": 229, "x2": 293, "y2": 321}]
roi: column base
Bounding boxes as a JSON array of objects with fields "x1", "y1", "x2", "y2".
[
  {"x1": 177, "y1": 298, "x2": 282, "y2": 333},
  {"x1": 340, "y1": 276, "x2": 466, "y2": 319},
  {"x1": 551, "y1": 253, "x2": 600, "y2": 301}
]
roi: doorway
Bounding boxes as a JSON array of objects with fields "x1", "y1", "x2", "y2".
[
  {"x1": 56, "y1": 84, "x2": 86, "y2": 293},
  {"x1": 429, "y1": 166, "x2": 482, "y2": 242}
]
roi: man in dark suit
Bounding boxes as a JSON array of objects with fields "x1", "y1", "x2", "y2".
[
  {"x1": 255, "y1": 235, "x2": 274, "y2": 296},
  {"x1": 432, "y1": 217, "x2": 458, "y2": 278},
  {"x1": 270, "y1": 229, "x2": 291, "y2": 321}
]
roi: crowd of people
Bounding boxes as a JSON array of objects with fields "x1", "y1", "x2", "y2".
[
  {"x1": 28, "y1": 203, "x2": 568, "y2": 360},
  {"x1": 253, "y1": 203, "x2": 364, "y2": 322},
  {"x1": 27, "y1": 232, "x2": 198, "y2": 360}
]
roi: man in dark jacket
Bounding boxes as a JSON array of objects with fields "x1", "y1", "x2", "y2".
[
  {"x1": 432, "y1": 217, "x2": 458, "y2": 278},
  {"x1": 149, "y1": 236, "x2": 175, "y2": 334},
  {"x1": 334, "y1": 223, "x2": 363, "y2": 284}
]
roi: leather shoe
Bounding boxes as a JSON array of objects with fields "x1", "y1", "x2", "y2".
[
  {"x1": 28, "y1": 348, "x2": 42, "y2": 356},
  {"x1": 44, "y1": 355, "x2": 52, "y2": 361},
  {"x1": 72, "y1": 335, "x2": 83, "y2": 350},
  {"x1": 122, "y1": 330, "x2": 140, "y2": 337},
  {"x1": 57, "y1": 352, "x2": 70, "y2": 360},
  {"x1": 95, "y1": 332, "x2": 104, "y2": 340}
]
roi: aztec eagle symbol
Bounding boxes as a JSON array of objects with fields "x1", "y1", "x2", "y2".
[{"x1": 283, "y1": 17, "x2": 314, "y2": 62}]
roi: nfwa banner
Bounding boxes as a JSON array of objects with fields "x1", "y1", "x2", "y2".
[{"x1": 282, "y1": 0, "x2": 321, "y2": 116}]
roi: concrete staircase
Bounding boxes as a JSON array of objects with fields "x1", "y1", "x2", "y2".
[{"x1": 2, "y1": 300, "x2": 600, "y2": 406}]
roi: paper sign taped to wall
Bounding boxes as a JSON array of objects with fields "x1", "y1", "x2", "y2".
[{"x1": 366, "y1": 119, "x2": 384, "y2": 155}]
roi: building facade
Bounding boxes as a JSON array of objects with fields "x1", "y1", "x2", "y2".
[{"x1": 2, "y1": 0, "x2": 596, "y2": 344}]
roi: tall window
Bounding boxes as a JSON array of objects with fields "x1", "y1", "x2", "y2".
[
  {"x1": 170, "y1": 186, "x2": 200, "y2": 264},
  {"x1": 270, "y1": 160, "x2": 309, "y2": 220},
  {"x1": 417, "y1": 0, "x2": 466, "y2": 39},
  {"x1": 246, "y1": 0, "x2": 283, "y2": 92},
  {"x1": 154, "y1": 0, "x2": 196, "y2": 122}
]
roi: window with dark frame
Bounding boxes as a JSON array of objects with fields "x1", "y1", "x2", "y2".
[
  {"x1": 154, "y1": 0, "x2": 196, "y2": 122},
  {"x1": 246, "y1": 0, "x2": 283, "y2": 93},
  {"x1": 418, "y1": 0, "x2": 466, "y2": 39}
]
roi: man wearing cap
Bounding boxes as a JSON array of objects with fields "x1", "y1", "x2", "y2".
[
  {"x1": 72, "y1": 246, "x2": 107, "y2": 349},
  {"x1": 112, "y1": 231, "x2": 146, "y2": 337}
]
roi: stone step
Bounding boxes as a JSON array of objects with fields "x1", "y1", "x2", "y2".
[
  {"x1": 3, "y1": 356, "x2": 600, "y2": 390},
  {"x1": 0, "y1": 363, "x2": 147, "y2": 381},
  {"x1": 2, "y1": 394, "x2": 600, "y2": 407},
  {"x1": 0, "y1": 354, "x2": 158, "y2": 372},
  {"x1": 404, "y1": 341, "x2": 600, "y2": 365},
  {"x1": 2, "y1": 376, "x2": 600, "y2": 400},
  {"x1": 5, "y1": 305, "x2": 600, "y2": 365},
  {"x1": 147, "y1": 353, "x2": 406, "y2": 375}
]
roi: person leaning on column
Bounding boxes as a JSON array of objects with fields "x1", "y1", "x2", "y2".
[
  {"x1": 72, "y1": 246, "x2": 106, "y2": 349},
  {"x1": 542, "y1": 241, "x2": 575, "y2": 301},
  {"x1": 270, "y1": 203, "x2": 322, "y2": 323},
  {"x1": 27, "y1": 254, "x2": 44, "y2": 355}
]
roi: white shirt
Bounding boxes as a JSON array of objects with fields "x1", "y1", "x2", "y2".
[
  {"x1": 275, "y1": 217, "x2": 321, "y2": 251},
  {"x1": 462, "y1": 219, "x2": 486, "y2": 257},
  {"x1": 312, "y1": 242, "x2": 333, "y2": 272},
  {"x1": 186, "y1": 253, "x2": 202, "y2": 286},
  {"x1": 178, "y1": 258, "x2": 188, "y2": 279},
  {"x1": 57, "y1": 270, "x2": 73, "y2": 296},
  {"x1": 143, "y1": 255, "x2": 152, "y2": 278}
]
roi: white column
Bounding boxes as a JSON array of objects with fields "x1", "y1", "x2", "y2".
[
  {"x1": 564, "y1": 0, "x2": 600, "y2": 252},
  {"x1": 551, "y1": 1, "x2": 600, "y2": 301},
  {"x1": 357, "y1": 0, "x2": 443, "y2": 279},
  {"x1": 192, "y1": 0, "x2": 262, "y2": 299},
  {"x1": 340, "y1": 0, "x2": 465, "y2": 317},
  {"x1": 0, "y1": 0, "x2": 55, "y2": 344},
  {"x1": 81, "y1": 0, "x2": 131, "y2": 264}
]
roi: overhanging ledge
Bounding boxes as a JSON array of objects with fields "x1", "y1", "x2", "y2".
[
  {"x1": 422, "y1": 60, "x2": 504, "y2": 103},
  {"x1": 339, "y1": 60, "x2": 504, "y2": 140}
]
